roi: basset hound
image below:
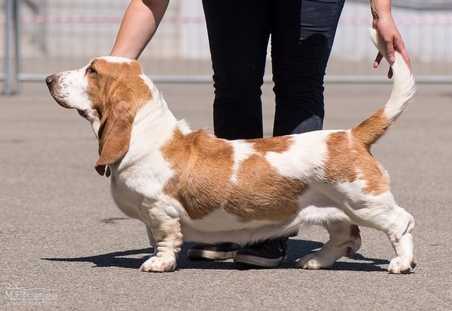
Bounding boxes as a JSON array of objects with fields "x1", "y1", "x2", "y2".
[{"x1": 46, "y1": 29, "x2": 416, "y2": 273}]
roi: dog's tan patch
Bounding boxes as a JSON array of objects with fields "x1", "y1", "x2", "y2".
[
  {"x1": 325, "y1": 131, "x2": 389, "y2": 194},
  {"x1": 324, "y1": 132, "x2": 357, "y2": 183},
  {"x1": 162, "y1": 130, "x2": 305, "y2": 222},
  {"x1": 86, "y1": 58, "x2": 152, "y2": 175},
  {"x1": 225, "y1": 154, "x2": 305, "y2": 221},
  {"x1": 247, "y1": 136, "x2": 293, "y2": 154},
  {"x1": 162, "y1": 129, "x2": 234, "y2": 219},
  {"x1": 87, "y1": 59, "x2": 151, "y2": 109},
  {"x1": 352, "y1": 108, "x2": 390, "y2": 147}
]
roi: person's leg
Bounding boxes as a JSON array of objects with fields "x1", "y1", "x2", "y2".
[
  {"x1": 235, "y1": 0, "x2": 346, "y2": 267},
  {"x1": 189, "y1": 0, "x2": 287, "y2": 265},
  {"x1": 272, "y1": 0, "x2": 345, "y2": 135},
  {"x1": 202, "y1": 0, "x2": 271, "y2": 139}
]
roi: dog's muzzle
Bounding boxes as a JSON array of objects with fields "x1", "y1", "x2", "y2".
[{"x1": 46, "y1": 74, "x2": 71, "y2": 109}]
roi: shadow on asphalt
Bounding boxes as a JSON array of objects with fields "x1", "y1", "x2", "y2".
[{"x1": 42, "y1": 239, "x2": 388, "y2": 272}]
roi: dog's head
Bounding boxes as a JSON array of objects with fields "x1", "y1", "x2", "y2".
[{"x1": 46, "y1": 56, "x2": 152, "y2": 176}]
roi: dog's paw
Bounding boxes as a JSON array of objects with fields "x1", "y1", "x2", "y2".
[
  {"x1": 296, "y1": 253, "x2": 332, "y2": 270},
  {"x1": 388, "y1": 256, "x2": 416, "y2": 274},
  {"x1": 139, "y1": 255, "x2": 177, "y2": 273}
]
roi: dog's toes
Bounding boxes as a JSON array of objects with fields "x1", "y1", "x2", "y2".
[
  {"x1": 139, "y1": 256, "x2": 177, "y2": 273},
  {"x1": 296, "y1": 253, "x2": 323, "y2": 270},
  {"x1": 388, "y1": 257, "x2": 415, "y2": 274}
]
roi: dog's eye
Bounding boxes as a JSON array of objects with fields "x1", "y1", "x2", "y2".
[{"x1": 86, "y1": 66, "x2": 97, "y2": 75}]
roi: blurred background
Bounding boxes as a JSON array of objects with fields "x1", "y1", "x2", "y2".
[{"x1": 1, "y1": 0, "x2": 452, "y2": 94}]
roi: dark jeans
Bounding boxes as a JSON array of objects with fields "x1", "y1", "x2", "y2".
[{"x1": 202, "y1": 0, "x2": 345, "y2": 138}]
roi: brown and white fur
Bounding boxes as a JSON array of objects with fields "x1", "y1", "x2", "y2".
[{"x1": 47, "y1": 30, "x2": 416, "y2": 273}]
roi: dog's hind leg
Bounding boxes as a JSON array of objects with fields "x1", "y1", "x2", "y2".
[
  {"x1": 386, "y1": 214, "x2": 415, "y2": 274},
  {"x1": 294, "y1": 190, "x2": 362, "y2": 269},
  {"x1": 357, "y1": 200, "x2": 415, "y2": 274},
  {"x1": 139, "y1": 200, "x2": 183, "y2": 272},
  {"x1": 297, "y1": 222, "x2": 361, "y2": 270},
  {"x1": 328, "y1": 188, "x2": 416, "y2": 274}
]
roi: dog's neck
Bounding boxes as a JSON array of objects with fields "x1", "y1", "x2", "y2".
[
  {"x1": 111, "y1": 88, "x2": 191, "y2": 174},
  {"x1": 134, "y1": 93, "x2": 176, "y2": 130},
  {"x1": 133, "y1": 77, "x2": 190, "y2": 135}
]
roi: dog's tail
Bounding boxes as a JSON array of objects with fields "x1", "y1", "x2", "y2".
[{"x1": 352, "y1": 29, "x2": 416, "y2": 147}]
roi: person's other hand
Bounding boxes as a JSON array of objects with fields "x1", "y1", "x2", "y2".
[{"x1": 372, "y1": 14, "x2": 411, "y2": 78}]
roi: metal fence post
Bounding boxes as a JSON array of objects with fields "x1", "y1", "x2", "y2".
[
  {"x1": 3, "y1": 0, "x2": 20, "y2": 95},
  {"x1": 3, "y1": 0, "x2": 12, "y2": 95},
  {"x1": 15, "y1": 0, "x2": 22, "y2": 94}
]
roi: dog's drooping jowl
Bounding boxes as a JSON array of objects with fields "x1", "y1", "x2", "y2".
[{"x1": 47, "y1": 30, "x2": 416, "y2": 273}]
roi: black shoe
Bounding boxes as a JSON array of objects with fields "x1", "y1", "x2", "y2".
[
  {"x1": 187, "y1": 243, "x2": 240, "y2": 261},
  {"x1": 234, "y1": 238, "x2": 288, "y2": 268}
]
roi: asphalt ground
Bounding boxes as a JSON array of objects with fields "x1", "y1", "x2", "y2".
[{"x1": 1, "y1": 82, "x2": 451, "y2": 310}]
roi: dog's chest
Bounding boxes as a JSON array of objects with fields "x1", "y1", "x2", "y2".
[
  {"x1": 110, "y1": 150, "x2": 175, "y2": 219},
  {"x1": 110, "y1": 178, "x2": 143, "y2": 219}
]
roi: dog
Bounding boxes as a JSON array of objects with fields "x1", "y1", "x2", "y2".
[{"x1": 46, "y1": 29, "x2": 416, "y2": 273}]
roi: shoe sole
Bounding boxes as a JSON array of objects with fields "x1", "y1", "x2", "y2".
[
  {"x1": 234, "y1": 254, "x2": 283, "y2": 268},
  {"x1": 188, "y1": 249, "x2": 238, "y2": 261}
]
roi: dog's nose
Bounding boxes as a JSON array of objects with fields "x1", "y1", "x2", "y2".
[{"x1": 45, "y1": 74, "x2": 56, "y2": 86}]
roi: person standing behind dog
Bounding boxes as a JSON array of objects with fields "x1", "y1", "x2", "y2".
[{"x1": 111, "y1": 0, "x2": 411, "y2": 268}]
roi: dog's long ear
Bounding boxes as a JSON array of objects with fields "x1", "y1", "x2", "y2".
[{"x1": 95, "y1": 100, "x2": 134, "y2": 176}]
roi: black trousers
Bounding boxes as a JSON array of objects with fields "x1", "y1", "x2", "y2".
[{"x1": 202, "y1": 0, "x2": 345, "y2": 139}]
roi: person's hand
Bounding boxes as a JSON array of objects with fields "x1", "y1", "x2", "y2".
[{"x1": 372, "y1": 14, "x2": 411, "y2": 78}]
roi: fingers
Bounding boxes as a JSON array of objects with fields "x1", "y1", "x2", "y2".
[
  {"x1": 394, "y1": 36, "x2": 412, "y2": 69},
  {"x1": 373, "y1": 34, "x2": 412, "y2": 78},
  {"x1": 373, "y1": 53, "x2": 393, "y2": 79},
  {"x1": 372, "y1": 40, "x2": 394, "y2": 79},
  {"x1": 385, "y1": 38, "x2": 396, "y2": 64},
  {"x1": 373, "y1": 52, "x2": 383, "y2": 68},
  {"x1": 372, "y1": 15, "x2": 412, "y2": 76}
]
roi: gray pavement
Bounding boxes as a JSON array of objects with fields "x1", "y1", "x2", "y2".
[{"x1": 1, "y1": 82, "x2": 452, "y2": 310}]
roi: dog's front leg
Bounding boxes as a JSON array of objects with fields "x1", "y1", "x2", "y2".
[
  {"x1": 139, "y1": 200, "x2": 182, "y2": 272},
  {"x1": 145, "y1": 226, "x2": 156, "y2": 254}
]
